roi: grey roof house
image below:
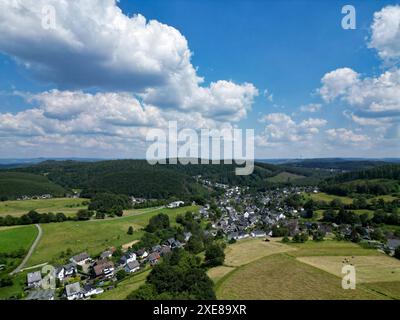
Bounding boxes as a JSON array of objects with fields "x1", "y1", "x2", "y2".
[{"x1": 27, "y1": 271, "x2": 42, "y2": 288}]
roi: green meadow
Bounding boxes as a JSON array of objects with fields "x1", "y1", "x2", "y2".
[
  {"x1": 0, "y1": 198, "x2": 88, "y2": 217},
  {"x1": 27, "y1": 205, "x2": 198, "y2": 267},
  {"x1": 0, "y1": 225, "x2": 38, "y2": 254}
]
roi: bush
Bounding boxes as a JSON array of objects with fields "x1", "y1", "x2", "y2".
[
  {"x1": 292, "y1": 232, "x2": 308, "y2": 243},
  {"x1": 312, "y1": 230, "x2": 325, "y2": 241},
  {"x1": 127, "y1": 226, "x2": 134, "y2": 235},
  {"x1": 0, "y1": 276, "x2": 13, "y2": 288},
  {"x1": 281, "y1": 236, "x2": 290, "y2": 243},
  {"x1": 204, "y1": 243, "x2": 225, "y2": 267}
]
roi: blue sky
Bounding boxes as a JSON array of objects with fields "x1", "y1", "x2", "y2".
[{"x1": 0, "y1": 0, "x2": 399, "y2": 158}]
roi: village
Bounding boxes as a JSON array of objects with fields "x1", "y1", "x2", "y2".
[{"x1": 19, "y1": 177, "x2": 400, "y2": 300}]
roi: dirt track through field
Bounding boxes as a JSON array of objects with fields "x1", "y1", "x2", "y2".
[{"x1": 10, "y1": 224, "x2": 42, "y2": 275}]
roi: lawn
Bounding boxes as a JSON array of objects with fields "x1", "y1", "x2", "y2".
[
  {"x1": 216, "y1": 253, "x2": 385, "y2": 300},
  {"x1": 95, "y1": 269, "x2": 151, "y2": 300},
  {"x1": 27, "y1": 205, "x2": 198, "y2": 267},
  {"x1": 0, "y1": 224, "x2": 38, "y2": 254},
  {"x1": 0, "y1": 198, "x2": 88, "y2": 217}
]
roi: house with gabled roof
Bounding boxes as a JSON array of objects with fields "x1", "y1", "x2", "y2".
[
  {"x1": 70, "y1": 252, "x2": 90, "y2": 266},
  {"x1": 65, "y1": 282, "x2": 83, "y2": 300},
  {"x1": 27, "y1": 271, "x2": 42, "y2": 288}
]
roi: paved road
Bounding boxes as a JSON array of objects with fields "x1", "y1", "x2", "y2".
[{"x1": 10, "y1": 224, "x2": 42, "y2": 275}]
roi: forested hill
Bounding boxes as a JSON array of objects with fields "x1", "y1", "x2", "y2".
[
  {"x1": 326, "y1": 164, "x2": 400, "y2": 183},
  {"x1": 9, "y1": 160, "x2": 207, "y2": 199},
  {"x1": 1, "y1": 159, "x2": 309, "y2": 199},
  {"x1": 0, "y1": 172, "x2": 66, "y2": 199},
  {"x1": 281, "y1": 158, "x2": 392, "y2": 171},
  {"x1": 2, "y1": 159, "x2": 397, "y2": 199},
  {"x1": 320, "y1": 164, "x2": 400, "y2": 196}
]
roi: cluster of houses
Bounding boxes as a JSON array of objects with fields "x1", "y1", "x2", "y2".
[
  {"x1": 24, "y1": 235, "x2": 189, "y2": 300},
  {"x1": 205, "y1": 186, "x2": 314, "y2": 240}
]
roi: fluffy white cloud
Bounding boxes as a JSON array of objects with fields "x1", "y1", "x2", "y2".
[
  {"x1": 326, "y1": 128, "x2": 370, "y2": 144},
  {"x1": 0, "y1": 90, "x2": 238, "y2": 156},
  {"x1": 0, "y1": 0, "x2": 258, "y2": 122},
  {"x1": 318, "y1": 67, "x2": 400, "y2": 132},
  {"x1": 319, "y1": 68, "x2": 359, "y2": 103},
  {"x1": 0, "y1": 0, "x2": 192, "y2": 91},
  {"x1": 256, "y1": 113, "x2": 327, "y2": 146},
  {"x1": 299, "y1": 103, "x2": 321, "y2": 113},
  {"x1": 368, "y1": 5, "x2": 400, "y2": 63},
  {"x1": 319, "y1": 5, "x2": 400, "y2": 130}
]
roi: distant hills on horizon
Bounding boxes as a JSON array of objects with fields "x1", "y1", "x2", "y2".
[{"x1": 0, "y1": 157, "x2": 399, "y2": 165}]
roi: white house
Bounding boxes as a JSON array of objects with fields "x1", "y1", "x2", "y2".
[
  {"x1": 83, "y1": 284, "x2": 104, "y2": 298},
  {"x1": 251, "y1": 230, "x2": 267, "y2": 238},
  {"x1": 54, "y1": 266, "x2": 65, "y2": 282},
  {"x1": 65, "y1": 282, "x2": 83, "y2": 300},
  {"x1": 70, "y1": 252, "x2": 90, "y2": 266},
  {"x1": 64, "y1": 263, "x2": 77, "y2": 277},
  {"x1": 167, "y1": 201, "x2": 184, "y2": 208},
  {"x1": 125, "y1": 260, "x2": 140, "y2": 273}
]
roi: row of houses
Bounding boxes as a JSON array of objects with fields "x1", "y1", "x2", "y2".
[
  {"x1": 25, "y1": 233, "x2": 189, "y2": 300},
  {"x1": 16, "y1": 194, "x2": 52, "y2": 201}
]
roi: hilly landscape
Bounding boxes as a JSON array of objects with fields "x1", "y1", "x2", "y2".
[
  {"x1": 0, "y1": 172, "x2": 66, "y2": 200},
  {"x1": 0, "y1": 159, "x2": 398, "y2": 200}
]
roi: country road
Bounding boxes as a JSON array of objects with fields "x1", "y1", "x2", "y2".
[{"x1": 10, "y1": 224, "x2": 42, "y2": 275}]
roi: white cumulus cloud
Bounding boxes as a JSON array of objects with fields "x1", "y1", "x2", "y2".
[
  {"x1": 0, "y1": 0, "x2": 258, "y2": 122},
  {"x1": 368, "y1": 5, "x2": 400, "y2": 63}
]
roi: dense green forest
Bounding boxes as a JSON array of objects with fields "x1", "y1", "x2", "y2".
[
  {"x1": 283, "y1": 158, "x2": 391, "y2": 171},
  {"x1": 327, "y1": 164, "x2": 400, "y2": 182},
  {"x1": 2, "y1": 160, "x2": 290, "y2": 198},
  {"x1": 0, "y1": 172, "x2": 66, "y2": 199},
  {"x1": 0, "y1": 159, "x2": 398, "y2": 200},
  {"x1": 320, "y1": 165, "x2": 400, "y2": 196}
]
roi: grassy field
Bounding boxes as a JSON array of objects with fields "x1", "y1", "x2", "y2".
[
  {"x1": 95, "y1": 269, "x2": 151, "y2": 300},
  {"x1": 27, "y1": 205, "x2": 198, "y2": 267},
  {"x1": 0, "y1": 225, "x2": 38, "y2": 254},
  {"x1": 0, "y1": 198, "x2": 88, "y2": 217},
  {"x1": 307, "y1": 192, "x2": 354, "y2": 205},
  {"x1": 363, "y1": 281, "x2": 400, "y2": 299},
  {"x1": 207, "y1": 266, "x2": 235, "y2": 284},
  {"x1": 223, "y1": 238, "x2": 295, "y2": 267},
  {"x1": 216, "y1": 253, "x2": 384, "y2": 299},
  {"x1": 297, "y1": 255, "x2": 400, "y2": 283},
  {"x1": 370, "y1": 194, "x2": 400, "y2": 202},
  {"x1": 211, "y1": 238, "x2": 399, "y2": 300},
  {"x1": 307, "y1": 192, "x2": 399, "y2": 206},
  {"x1": 286, "y1": 240, "x2": 382, "y2": 257},
  {"x1": 0, "y1": 226, "x2": 39, "y2": 299}
]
